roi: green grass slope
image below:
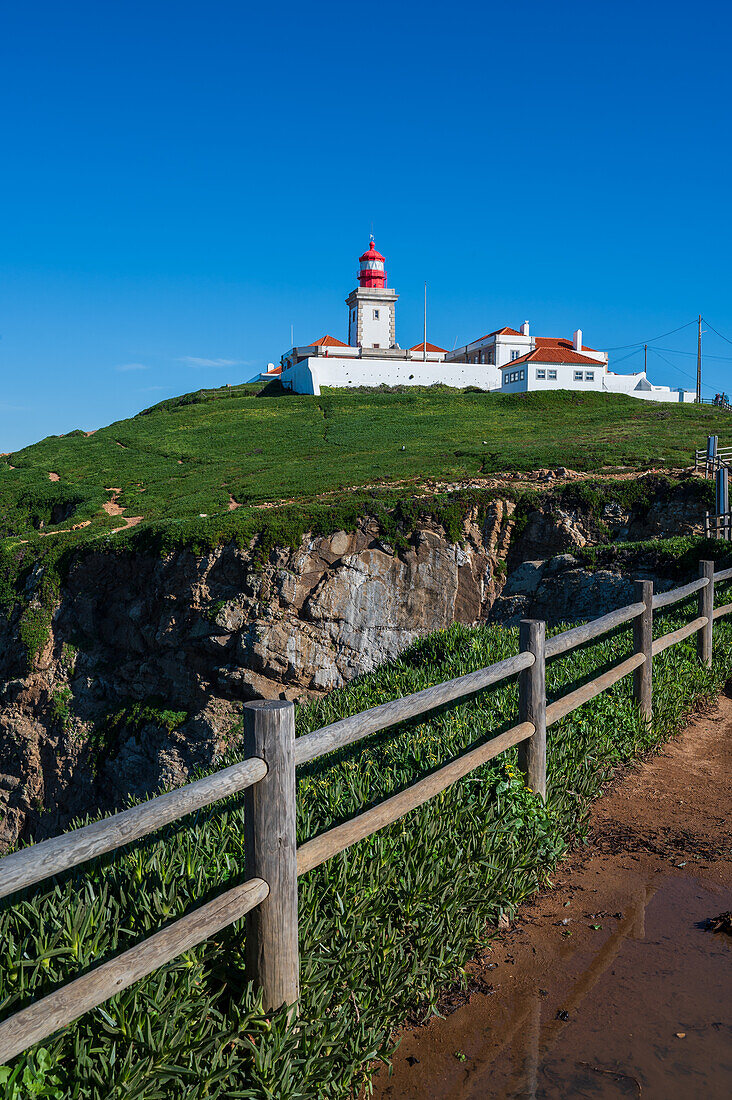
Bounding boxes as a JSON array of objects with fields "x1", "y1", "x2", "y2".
[{"x1": 1, "y1": 385, "x2": 729, "y2": 547}]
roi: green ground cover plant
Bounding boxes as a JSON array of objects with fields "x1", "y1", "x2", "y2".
[
  {"x1": 1, "y1": 583, "x2": 730, "y2": 1098},
  {"x1": 575, "y1": 535, "x2": 732, "y2": 577},
  {"x1": 1, "y1": 386, "x2": 729, "y2": 549},
  {"x1": 0, "y1": 474, "x2": 718, "y2": 674}
]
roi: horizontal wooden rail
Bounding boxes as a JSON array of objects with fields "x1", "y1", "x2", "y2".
[
  {"x1": 652, "y1": 616, "x2": 708, "y2": 656},
  {"x1": 652, "y1": 577, "x2": 708, "y2": 610},
  {"x1": 294, "y1": 651, "x2": 535, "y2": 767},
  {"x1": 297, "y1": 721, "x2": 534, "y2": 876},
  {"x1": 0, "y1": 757, "x2": 268, "y2": 901},
  {"x1": 545, "y1": 653, "x2": 645, "y2": 727},
  {"x1": 3, "y1": 558, "x2": 732, "y2": 1066},
  {"x1": 544, "y1": 602, "x2": 645, "y2": 659},
  {"x1": 0, "y1": 877, "x2": 269, "y2": 1065}
]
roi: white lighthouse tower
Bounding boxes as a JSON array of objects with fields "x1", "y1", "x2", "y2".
[{"x1": 346, "y1": 239, "x2": 399, "y2": 349}]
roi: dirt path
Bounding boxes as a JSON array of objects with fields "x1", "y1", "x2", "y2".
[
  {"x1": 102, "y1": 488, "x2": 143, "y2": 532},
  {"x1": 251, "y1": 467, "x2": 694, "y2": 513},
  {"x1": 373, "y1": 691, "x2": 732, "y2": 1100}
]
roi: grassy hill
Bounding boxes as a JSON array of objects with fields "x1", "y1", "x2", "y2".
[{"x1": 1, "y1": 384, "x2": 729, "y2": 555}]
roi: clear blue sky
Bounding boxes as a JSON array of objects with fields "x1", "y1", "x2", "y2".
[{"x1": 2, "y1": 0, "x2": 731, "y2": 451}]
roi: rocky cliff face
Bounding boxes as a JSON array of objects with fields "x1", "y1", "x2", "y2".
[
  {"x1": 0, "y1": 503, "x2": 514, "y2": 849},
  {"x1": 0, "y1": 477, "x2": 711, "y2": 851},
  {"x1": 489, "y1": 554, "x2": 678, "y2": 626},
  {"x1": 507, "y1": 482, "x2": 708, "y2": 568}
]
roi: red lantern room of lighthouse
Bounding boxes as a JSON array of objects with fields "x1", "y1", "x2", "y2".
[
  {"x1": 357, "y1": 239, "x2": 387, "y2": 288},
  {"x1": 347, "y1": 239, "x2": 399, "y2": 349}
]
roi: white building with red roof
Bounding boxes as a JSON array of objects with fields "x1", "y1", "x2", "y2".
[
  {"x1": 446, "y1": 321, "x2": 694, "y2": 402},
  {"x1": 270, "y1": 242, "x2": 695, "y2": 402}
]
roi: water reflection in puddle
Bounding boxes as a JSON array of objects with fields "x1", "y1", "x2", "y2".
[{"x1": 380, "y1": 875, "x2": 731, "y2": 1099}]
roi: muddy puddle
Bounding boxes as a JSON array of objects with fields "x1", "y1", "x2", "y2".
[
  {"x1": 372, "y1": 690, "x2": 732, "y2": 1099},
  {"x1": 375, "y1": 874, "x2": 730, "y2": 1098}
]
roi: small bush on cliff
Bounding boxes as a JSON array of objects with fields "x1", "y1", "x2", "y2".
[
  {"x1": 1, "y1": 583, "x2": 731, "y2": 1097},
  {"x1": 49, "y1": 688, "x2": 73, "y2": 731},
  {"x1": 89, "y1": 698, "x2": 189, "y2": 758}
]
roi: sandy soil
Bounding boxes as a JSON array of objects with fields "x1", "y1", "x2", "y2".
[
  {"x1": 372, "y1": 690, "x2": 732, "y2": 1100},
  {"x1": 251, "y1": 467, "x2": 698, "y2": 513},
  {"x1": 102, "y1": 488, "x2": 143, "y2": 531}
]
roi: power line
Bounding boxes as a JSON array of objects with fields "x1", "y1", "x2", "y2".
[
  {"x1": 652, "y1": 346, "x2": 732, "y2": 362},
  {"x1": 701, "y1": 317, "x2": 732, "y2": 347},
  {"x1": 603, "y1": 319, "x2": 697, "y2": 351},
  {"x1": 648, "y1": 347, "x2": 714, "y2": 393},
  {"x1": 610, "y1": 346, "x2": 645, "y2": 366}
]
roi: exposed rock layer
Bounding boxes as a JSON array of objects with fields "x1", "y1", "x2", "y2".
[
  {"x1": 0, "y1": 480, "x2": 710, "y2": 850},
  {"x1": 0, "y1": 504, "x2": 514, "y2": 848}
]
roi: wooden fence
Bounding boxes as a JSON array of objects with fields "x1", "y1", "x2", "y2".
[
  {"x1": 0, "y1": 562, "x2": 731, "y2": 1065},
  {"x1": 705, "y1": 512, "x2": 732, "y2": 541},
  {"x1": 695, "y1": 440, "x2": 732, "y2": 477}
]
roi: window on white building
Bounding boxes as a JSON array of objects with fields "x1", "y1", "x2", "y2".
[
  {"x1": 373, "y1": 343, "x2": 380, "y2": 348},
  {"x1": 479, "y1": 352, "x2": 484, "y2": 364},
  {"x1": 585, "y1": 371, "x2": 595, "y2": 381},
  {"x1": 536, "y1": 369, "x2": 546, "y2": 379},
  {"x1": 574, "y1": 371, "x2": 583, "y2": 381},
  {"x1": 487, "y1": 347, "x2": 495, "y2": 365},
  {"x1": 548, "y1": 370, "x2": 557, "y2": 380},
  {"x1": 510, "y1": 350, "x2": 520, "y2": 361},
  {"x1": 373, "y1": 309, "x2": 380, "y2": 320}
]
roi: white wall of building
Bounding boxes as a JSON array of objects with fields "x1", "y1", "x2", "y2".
[
  {"x1": 280, "y1": 356, "x2": 496, "y2": 396},
  {"x1": 495, "y1": 333, "x2": 533, "y2": 368},
  {"x1": 499, "y1": 361, "x2": 695, "y2": 402},
  {"x1": 346, "y1": 287, "x2": 398, "y2": 348},
  {"x1": 360, "y1": 304, "x2": 392, "y2": 348},
  {"x1": 357, "y1": 301, "x2": 393, "y2": 348},
  {"x1": 279, "y1": 354, "x2": 695, "y2": 403},
  {"x1": 448, "y1": 329, "x2": 608, "y2": 370},
  {"x1": 501, "y1": 362, "x2": 603, "y2": 393}
]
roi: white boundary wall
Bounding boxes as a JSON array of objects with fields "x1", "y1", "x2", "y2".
[
  {"x1": 280, "y1": 356, "x2": 496, "y2": 396},
  {"x1": 280, "y1": 356, "x2": 696, "y2": 404}
]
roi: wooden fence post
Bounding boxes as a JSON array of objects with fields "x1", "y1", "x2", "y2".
[
  {"x1": 518, "y1": 620, "x2": 546, "y2": 800},
  {"x1": 633, "y1": 580, "x2": 653, "y2": 723},
  {"x1": 243, "y1": 700, "x2": 299, "y2": 1011},
  {"x1": 698, "y1": 560, "x2": 714, "y2": 668}
]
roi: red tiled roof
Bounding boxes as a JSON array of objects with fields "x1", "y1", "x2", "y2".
[
  {"x1": 534, "y1": 337, "x2": 599, "y2": 353},
  {"x1": 263, "y1": 365, "x2": 282, "y2": 375},
  {"x1": 466, "y1": 330, "x2": 601, "y2": 352},
  {"x1": 409, "y1": 341, "x2": 447, "y2": 353},
  {"x1": 475, "y1": 327, "x2": 522, "y2": 341},
  {"x1": 310, "y1": 335, "x2": 350, "y2": 347},
  {"x1": 506, "y1": 347, "x2": 602, "y2": 367}
]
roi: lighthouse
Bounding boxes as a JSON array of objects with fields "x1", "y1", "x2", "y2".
[{"x1": 346, "y1": 239, "x2": 399, "y2": 349}]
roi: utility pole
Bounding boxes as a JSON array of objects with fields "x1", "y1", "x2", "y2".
[
  {"x1": 644, "y1": 344, "x2": 647, "y2": 374},
  {"x1": 696, "y1": 314, "x2": 702, "y2": 403}
]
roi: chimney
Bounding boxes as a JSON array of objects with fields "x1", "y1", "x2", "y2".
[
  {"x1": 521, "y1": 320, "x2": 530, "y2": 336},
  {"x1": 573, "y1": 328, "x2": 583, "y2": 352}
]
